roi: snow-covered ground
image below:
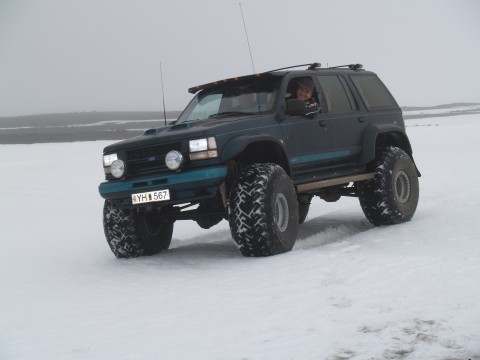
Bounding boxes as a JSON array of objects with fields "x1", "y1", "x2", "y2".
[{"x1": 1, "y1": 115, "x2": 479, "y2": 360}]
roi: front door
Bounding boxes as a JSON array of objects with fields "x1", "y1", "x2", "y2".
[{"x1": 279, "y1": 76, "x2": 335, "y2": 180}]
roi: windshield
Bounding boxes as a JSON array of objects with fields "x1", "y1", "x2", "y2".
[{"x1": 176, "y1": 77, "x2": 281, "y2": 123}]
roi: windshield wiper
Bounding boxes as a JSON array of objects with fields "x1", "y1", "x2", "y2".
[{"x1": 208, "y1": 111, "x2": 256, "y2": 119}]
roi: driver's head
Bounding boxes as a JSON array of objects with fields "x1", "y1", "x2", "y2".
[{"x1": 296, "y1": 78, "x2": 314, "y2": 101}]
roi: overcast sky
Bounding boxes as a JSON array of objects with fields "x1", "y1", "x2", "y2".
[{"x1": 1, "y1": 0, "x2": 479, "y2": 116}]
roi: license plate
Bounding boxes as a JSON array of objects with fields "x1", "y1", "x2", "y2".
[{"x1": 132, "y1": 189, "x2": 170, "y2": 205}]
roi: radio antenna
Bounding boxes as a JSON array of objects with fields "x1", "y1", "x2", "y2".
[
  {"x1": 239, "y1": 2, "x2": 261, "y2": 113},
  {"x1": 239, "y1": 3, "x2": 256, "y2": 75},
  {"x1": 159, "y1": 61, "x2": 167, "y2": 127}
]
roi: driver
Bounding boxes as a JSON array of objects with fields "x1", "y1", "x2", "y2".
[{"x1": 295, "y1": 78, "x2": 321, "y2": 115}]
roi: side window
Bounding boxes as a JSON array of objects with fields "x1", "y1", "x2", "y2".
[
  {"x1": 285, "y1": 76, "x2": 321, "y2": 116},
  {"x1": 285, "y1": 77, "x2": 318, "y2": 101},
  {"x1": 350, "y1": 75, "x2": 397, "y2": 110},
  {"x1": 316, "y1": 75, "x2": 356, "y2": 113}
]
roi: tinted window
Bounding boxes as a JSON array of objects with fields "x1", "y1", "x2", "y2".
[
  {"x1": 317, "y1": 75, "x2": 355, "y2": 113},
  {"x1": 350, "y1": 75, "x2": 397, "y2": 110}
]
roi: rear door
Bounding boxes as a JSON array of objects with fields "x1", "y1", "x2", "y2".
[{"x1": 316, "y1": 74, "x2": 366, "y2": 170}]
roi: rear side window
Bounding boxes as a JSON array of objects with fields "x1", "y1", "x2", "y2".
[
  {"x1": 350, "y1": 75, "x2": 397, "y2": 110},
  {"x1": 316, "y1": 75, "x2": 356, "y2": 113}
]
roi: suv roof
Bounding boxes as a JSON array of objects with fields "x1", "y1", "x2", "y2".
[{"x1": 188, "y1": 62, "x2": 366, "y2": 94}]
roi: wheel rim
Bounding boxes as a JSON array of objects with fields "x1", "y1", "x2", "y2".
[
  {"x1": 394, "y1": 170, "x2": 411, "y2": 203},
  {"x1": 274, "y1": 193, "x2": 289, "y2": 232}
]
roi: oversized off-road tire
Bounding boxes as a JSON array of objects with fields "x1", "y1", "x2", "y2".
[
  {"x1": 103, "y1": 200, "x2": 174, "y2": 258},
  {"x1": 357, "y1": 146, "x2": 419, "y2": 226},
  {"x1": 228, "y1": 163, "x2": 299, "y2": 257}
]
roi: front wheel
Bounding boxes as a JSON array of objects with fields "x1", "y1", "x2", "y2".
[
  {"x1": 103, "y1": 200, "x2": 174, "y2": 258},
  {"x1": 228, "y1": 163, "x2": 299, "y2": 257},
  {"x1": 357, "y1": 146, "x2": 419, "y2": 226}
]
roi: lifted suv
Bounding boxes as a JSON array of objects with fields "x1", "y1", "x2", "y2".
[{"x1": 99, "y1": 63, "x2": 420, "y2": 258}]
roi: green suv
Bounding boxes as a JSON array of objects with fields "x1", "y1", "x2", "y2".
[{"x1": 99, "y1": 63, "x2": 420, "y2": 258}]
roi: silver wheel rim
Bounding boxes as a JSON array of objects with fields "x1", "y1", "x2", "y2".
[
  {"x1": 394, "y1": 170, "x2": 411, "y2": 203},
  {"x1": 275, "y1": 193, "x2": 289, "y2": 232}
]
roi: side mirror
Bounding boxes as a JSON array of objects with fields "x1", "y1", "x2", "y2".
[{"x1": 286, "y1": 99, "x2": 306, "y2": 116}]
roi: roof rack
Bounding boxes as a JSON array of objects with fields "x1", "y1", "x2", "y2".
[
  {"x1": 266, "y1": 62, "x2": 321, "y2": 73},
  {"x1": 329, "y1": 64, "x2": 363, "y2": 70}
]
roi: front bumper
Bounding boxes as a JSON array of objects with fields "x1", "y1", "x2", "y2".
[{"x1": 98, "y1": 166, "x2": 227, "y2": 207}]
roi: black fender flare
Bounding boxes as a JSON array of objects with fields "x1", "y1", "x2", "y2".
[
  {"x1": 360, "y1": 124, "x2": 420, "y2": 175},
  {"x1": 220, "y1": 134, "x2": 291, "y2": 174}
]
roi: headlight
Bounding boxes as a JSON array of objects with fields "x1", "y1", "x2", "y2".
[
  {"x1": 111, "y1": 159, "x2": 126, "y2": 178},
  {"x1": 165, "y1": 150, "x2": 183, "y2": 170},
  {"x1": 189, "y1": 137, "x2": 218, "y2": 161},
  {"x1": 103, "y1": 153, "x2": 117, "y2": 166},
  {"x1": 189, "y1": 138, "x2": 208, "y2": 152}
]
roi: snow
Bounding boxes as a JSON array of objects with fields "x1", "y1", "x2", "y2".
[{"x1": 1, "y1": 115, "x2": 480, "y2": 360}]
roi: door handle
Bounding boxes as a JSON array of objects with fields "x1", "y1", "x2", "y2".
[
  {"x1": 358, "y1": 117, "x2": 366, "y2": 123},
  {"x1": 319, "y1": 120, "x2": 327, "y2": 127}
]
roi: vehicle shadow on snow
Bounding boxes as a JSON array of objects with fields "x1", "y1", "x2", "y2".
[
  {"x1": 295, "y1": 213, "x2": 374, "y2": 250},
  {"x1": 153, "y1": 213, "x2": 374, "y2": 261},
  {"x1": 165, "y1": 226, "x2": 240, "y2": 261},
  {"x1": 167, "y1": 237, "x2": 240, "y2": 260}
]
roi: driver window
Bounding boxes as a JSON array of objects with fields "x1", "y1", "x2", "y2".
[{"x1": 286, "y1": 77, "x2": 321, "y2": 115}]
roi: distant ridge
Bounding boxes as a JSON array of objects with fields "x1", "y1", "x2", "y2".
[
  {"x1": 0, "y1": 111, "x2": 182, "y2": 127},
  {"x1": 402, "y1": 102, "x2": 480, "y2": 111},
  {"x1": 3, "y1": 104, "x2": 480, "y2": 122},
  {"x1": 0, "y1": 111, "x2": 182, "y2": 144},
  {"x1": 402, "y1": 102, "x2": 480, "y2": 120}
]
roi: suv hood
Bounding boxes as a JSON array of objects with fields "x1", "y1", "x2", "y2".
[{"x1": 103, "y1": 113, "x2": 270, "y2": 153}]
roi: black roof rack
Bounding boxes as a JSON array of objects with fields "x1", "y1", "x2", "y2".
[
  {"x1": 266, "y1": 62, "x2": 321, "y2": 73},
  {"x1": 329, "y1": 64, "x2": 363, "y2": 70}
]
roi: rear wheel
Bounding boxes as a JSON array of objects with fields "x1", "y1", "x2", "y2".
[
  {"x1": 228, "y1": 163, "x2": 299, "y2": 257},
  {"x1": 103, "y1": 200, "x2": 174, "y2": 258},
  {"x1": 357, "y1": 146, "x2": 419, "y2": 226}
]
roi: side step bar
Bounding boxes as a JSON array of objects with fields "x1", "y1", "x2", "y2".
[{"x1": 296, "y1": 173, "x2": 374, "y2": 192}]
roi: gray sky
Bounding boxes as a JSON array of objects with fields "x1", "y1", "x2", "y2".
[{"x1": 1, "y1": 0, "x2": 479, "y2": 116}]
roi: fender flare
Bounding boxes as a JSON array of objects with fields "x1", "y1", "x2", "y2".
[
  {"x1": 220, "y1": 134, "x2": 291, "y2": 173},
  {"x1": 360, "y1": 124, "x2": 415, "y2": 165}
]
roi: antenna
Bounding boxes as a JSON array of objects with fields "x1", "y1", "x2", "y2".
[
  {"x1": 159, "y1": 61, "x2": 167, "y2": 126},
  {"x1": 239, "y1": 3, "x2": 256, "y2": 75},
  {"x1": 238, "y1": 3, "x2": 260, "y2": 113}
]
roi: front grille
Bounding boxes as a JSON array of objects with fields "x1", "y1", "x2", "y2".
[{"x1": 123, "y1": 142, "x2": 182, "y2": 177}]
